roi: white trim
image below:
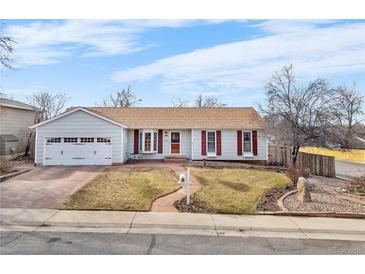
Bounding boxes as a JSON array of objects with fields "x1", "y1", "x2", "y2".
[
  {"x1": 121, "y1": 128, "x2": 124, "y2": 162},
  {"x1": 43, "y1": 136, "x2": 46, "y2": 165},
  {"x1": 191, "y1": 129, "x2": 194, "y2": 160},
  {"x1": 30, "y1": 107, "x2": 127, "y2": 129},
  {"x1": 141, "y1": 129, "x2": 158, "y2": 153},
  {"x1": 0, "y1": 103, "x2": 35, "y2": 111},
  {"x1": 266, "y1": 133, "x2": 269, "y2": 161},
  {"x1": 242, "y1": 130, "x2": 253, "y2": 157},
  {"x1": 206, "y1": 130, "x2": 217, "y2": 157},
  {"x1": 34, "y1": 127, "x2": 38, "y2": 164}
]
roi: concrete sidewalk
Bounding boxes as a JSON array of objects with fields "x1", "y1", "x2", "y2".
[{"x1": 1, "y1": 208, "x2": 365, "y2": 241}]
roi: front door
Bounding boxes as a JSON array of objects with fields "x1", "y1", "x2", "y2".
[{"x1": 170, "y1": 132, "x2": 180, "y2": 154}]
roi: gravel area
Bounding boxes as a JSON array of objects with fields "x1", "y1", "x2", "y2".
[{"x1": 283, "y1": 188, "x2": 365, "y2": 213}]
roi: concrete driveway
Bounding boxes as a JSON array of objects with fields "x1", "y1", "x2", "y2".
[
  {"x1": 0, "y1": 166, "x2": 103, "y2": 209},
  {"x1": 335, "y1": 160, "x2": 365, "y2": 180}
]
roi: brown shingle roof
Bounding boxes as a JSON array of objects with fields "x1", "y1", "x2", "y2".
[{"x1": 82, "y1": 107, "x2": 264, "y2": 129}]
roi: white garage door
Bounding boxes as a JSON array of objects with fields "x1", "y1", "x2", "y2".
[{"x1": 44, "y1": 137, "x2": 112, "y2": 166}]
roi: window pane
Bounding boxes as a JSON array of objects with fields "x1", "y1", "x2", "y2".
[
  {"x1": 171, "y1": 132, "x2": 179, "y2": 143},
  {"x1": 243, "y1": 132, "x2": 251, "y2": 152},
  {"x1": 144, "y1": 132, "x2": 151, "y2": 151},
  {"x1": 207, "y1": 132, "x2": 216, "y2": 153},
  {"x1": 64, "y1": 137, "x2": 78, "y2": 143},
  {"x1": 207, "y1": 132, "x2": 215, "y2": 142},
  {"x1": 153, "y1": 132, "x2": 157, "y2": 151}
]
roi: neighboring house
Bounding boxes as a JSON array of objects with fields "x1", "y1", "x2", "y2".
[
  {"x1": 0, "y1": 98, "x2": 37, "y2": 156},
  {"x1": 30, "y1": 107, "x2": 267, "y2": 166}
]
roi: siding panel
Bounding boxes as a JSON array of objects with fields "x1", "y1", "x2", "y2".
[
  {"x1": 192, "y1": 129, "x2": 267, "y2": 161},
  {"x1": 36, "y1": 110, "x2": 122, "y2": 164}
]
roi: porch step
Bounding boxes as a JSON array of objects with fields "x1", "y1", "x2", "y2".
[{"x1": 164, "y1": 155, "x2": 188, "y2": 164}]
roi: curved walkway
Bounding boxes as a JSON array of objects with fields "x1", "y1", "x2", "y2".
[{"x1": 151, "y1": 164, "x2": 201, "y2": 212}]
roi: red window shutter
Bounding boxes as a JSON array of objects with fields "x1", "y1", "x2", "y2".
[
  {"x1": 158, "y1": 129, "x2": 163, "y2": 154},
  {"x1": 134, "y1": 129, "x2": 139, "y2": 154},
  {"x1": 216, "y1": 130, "x2": 222, "y2": 156},
  {"x1": 253, "y1": 130, "x2": 258, "y2": 156},
  {"x1": 237, "y1": 131, "x2": 242, "y2": 156},
  {"x1": 201, "y1": 131, "x2": 207, "y2": 156}
]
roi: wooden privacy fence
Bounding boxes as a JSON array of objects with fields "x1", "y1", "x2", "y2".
[{"x1": 268, "y1": 145, "x2": 336, "y2": 177}]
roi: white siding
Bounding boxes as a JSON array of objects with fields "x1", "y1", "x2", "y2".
[
  {"x1": 192, "y1": 129, "x2": 267, "y2": 161},
  {"x1": 35, "y1": 110, "x2": 123, "y2": 164},
  {"x1": 127, "y1": 129, "x2": 191, "y2": 160},
  {"x1": 122, "y1": 128, "x2": 128, "y2": 162}
]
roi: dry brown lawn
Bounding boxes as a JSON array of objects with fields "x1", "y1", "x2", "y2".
[
  {"x1": 191, "y1": 167, "x2": 291, "y2": 214},
  {"x1": 59, "y1": 167, "x2": 179, "y2": 211}
]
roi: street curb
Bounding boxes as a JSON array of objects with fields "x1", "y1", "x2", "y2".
[
  {"x1": 2, "y1": 220, "x2": 365, "y2": 235},
  {"x1": 258, "y1": 211, "x2": 365, "y2": 219},
  {"x1": 131, "y1": 223, "x2": 216, "y2": 230}
]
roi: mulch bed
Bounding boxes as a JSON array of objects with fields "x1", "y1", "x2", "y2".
[
  {"x1": 256, "y1": 184, "x2": 294, "y2": 212},
  {"x1": 174, "y1": 193, "x2": 216, "y2": 213}
]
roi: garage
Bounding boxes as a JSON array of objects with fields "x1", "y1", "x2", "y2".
[{"x1": 44, "y1": 137, "x2": 112, "y2": 166}]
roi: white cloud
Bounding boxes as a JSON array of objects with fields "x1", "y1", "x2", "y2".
[
  {"x1": 5, "y1": 19, "x2": 222, "y2": 66},
  {"x1": 112, "y1": 20, "x2": 365, "y2": 96}
]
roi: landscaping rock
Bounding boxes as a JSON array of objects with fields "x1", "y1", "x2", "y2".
[{"x1": 297, "y1": 177, "x2": 312, "y2": 203}]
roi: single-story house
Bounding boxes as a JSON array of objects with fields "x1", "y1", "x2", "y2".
[
  {"x1": 30, "y1": 107, "x2": 268, "y2": 166},
  {"x1": 0, "y1": 98, "x2": 37, "y2": 156}
]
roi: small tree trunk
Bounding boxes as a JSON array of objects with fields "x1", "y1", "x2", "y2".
[
  {"x1": 291, "y1": 146, "x2": 300, "y2": 166},
  {"x1": 24, "y1": 132, "x2": 33, "y2": 156}
]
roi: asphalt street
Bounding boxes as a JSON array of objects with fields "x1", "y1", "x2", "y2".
[
  {"x1": 1, "y1": 231, "x2": 364, "y2": 255},
  {"x1": 335, "y1": 160, "x2": 365, "y2": 179}
]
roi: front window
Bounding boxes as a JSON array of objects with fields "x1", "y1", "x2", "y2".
[
  {"x1": 141, "y1": 130, "x2": 158, "y2": 153},
  {"x1": 243, "y1": 131, "x2": 252, "y2": 154},
  {"x1": 144, "y1": 132, "x2": 152, "y2": 151},
  {"x1": 207, "y1": 131, "x2": 216, "y2": 156}
]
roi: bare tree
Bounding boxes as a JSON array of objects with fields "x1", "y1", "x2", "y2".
[
  {"x1": 0, "y1": 91, "x2": 12, "y2": 99},
  {"x1": 0, "y1": 25, "x2": 15, "y2": 69},
  {"x1": 261, "y1": 65, "x2": 335, "y2": 165},
  {"x1": 24, "y1": 91, "x2": 69, "y2": 156},
  {"x1": 171, "y1": 97, "x2": 190, "y2": 107},
  {"x1": 194, "y1": 93, "x2": 204, "y2": 107},
  {"x1": 28, "y1": 91, "x2": 69, "y2": 120},
  {"x1": 102, "y1": 87, "x2": 140, "y2": 107},
  {"x1": 194, "y1": 93, "x2": 225, "y2": 108},
  {"x1": 330, "y1": 85, "x2": 364, "y2": 148}
]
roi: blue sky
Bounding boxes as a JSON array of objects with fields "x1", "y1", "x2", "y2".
[{"x1": 1, "y1": 19, "x2": 364, "y2": 108}]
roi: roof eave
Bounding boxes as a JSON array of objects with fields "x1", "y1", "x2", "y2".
[{"x1": 30, "y1": 107, "x2": 127, "y2": 129}]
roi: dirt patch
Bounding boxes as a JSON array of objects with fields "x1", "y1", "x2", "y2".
[
  {"x1": 174, "y1": 193, "x2": 216, "y2": 213},
  {"x1": 256, "y1": 184, "x2": 294, "y2": 211},
  {"x1": 0, "y1": 161, "x2": 17, "y2": 176},
  {"x1": 218, "y1": 180, "x2": 250, "y2": 192}
]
